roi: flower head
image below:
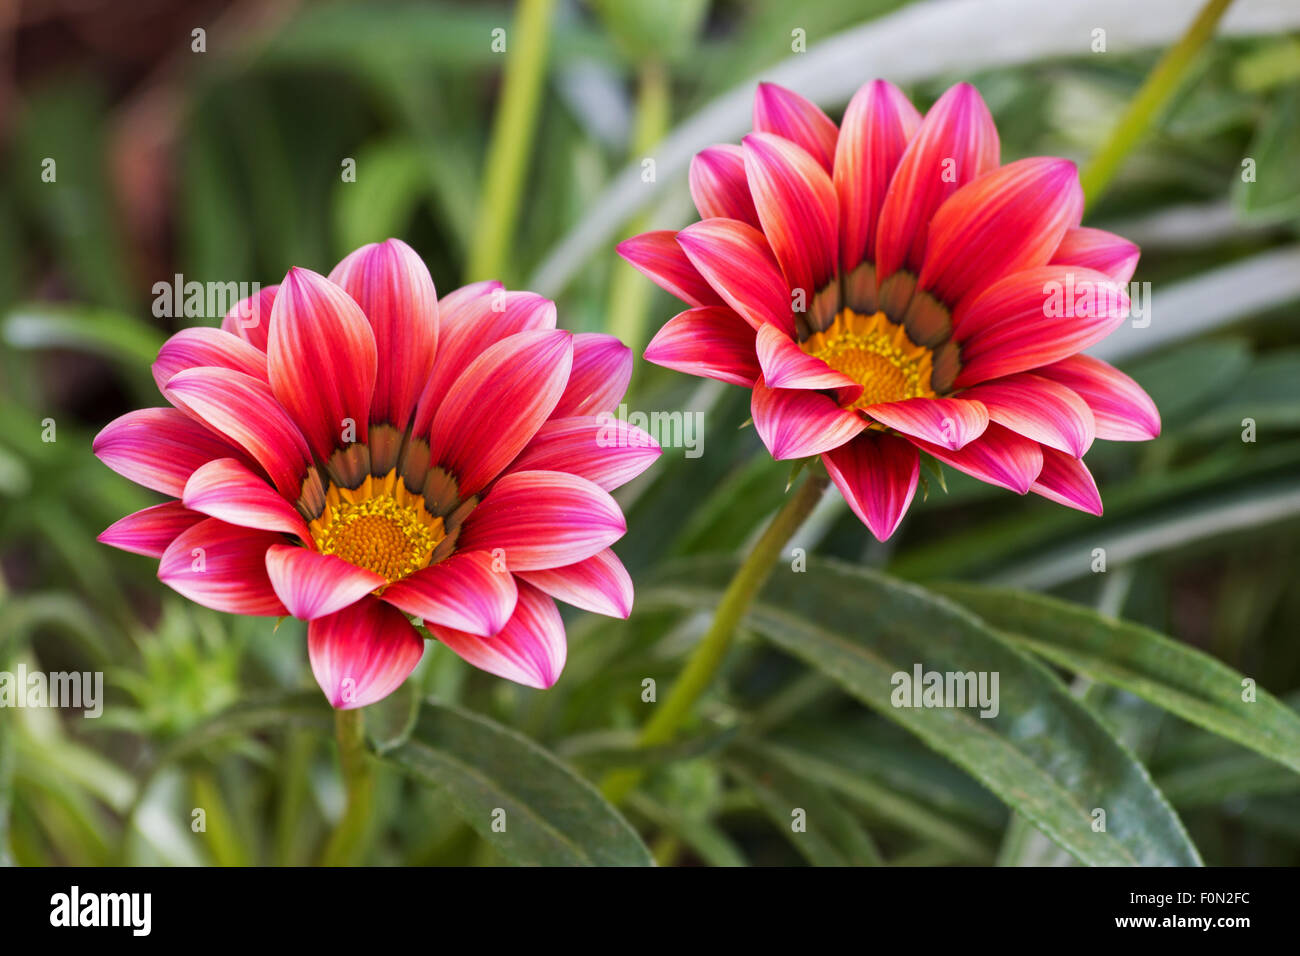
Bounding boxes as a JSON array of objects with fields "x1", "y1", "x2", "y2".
[
  {"x1": 620, "y1": 81, "x2": 1159, "y2": 539},
  {"x1": 96, "y1": 240, "x2": 659, "y2": 707}
]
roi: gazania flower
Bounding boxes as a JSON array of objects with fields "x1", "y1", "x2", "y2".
[
  {"x1": 619, "y1": 81, "x2": 1159, "y2": 540},
  {"x1": 95, "y1": 239, "x2": 659, "y2": 707}
]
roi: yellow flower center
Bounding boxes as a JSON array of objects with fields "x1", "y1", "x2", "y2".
[
  {"x1": 308, "y1": 469, "x2": 445, "y2": 582},
  {"x1": 801, "y1": 309, "x2": 936, "y2": 409}
]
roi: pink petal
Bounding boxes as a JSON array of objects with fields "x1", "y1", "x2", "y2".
[
  {"x1": 689, "y1": 145, "x2": 760, "y2": 227},
  {"x1": 616, "y1": 231, "x2": 726, "y2": 309},
  {"x1": 380, "y1": 550, "x2": 518, "y2": 637},
  {"x1": 1050, "y1": 227, "x2": 1141, "y2": 286},
  {"x1": 550, "y1": 333, "x2": 632, "y2": 418},
  {"x1": 752, "y1": 82, "x2": 839, "y2": 172},
  {"x1": 267, "y1": 266, "x2": 378, "y2": 465},
  {"x1": 458, "y1": 470, "x2": 625, "y2": 571},
  {"x1": 875, "y1": 82, "x2": 1000, "y2": 282},
  {"x1": 742, "y1": 131, "x2": 839, "y2": 300},
  {"x1": 426, "y1": 582, "x2": 566, "y2": 689},
  {"x1": 328, "y1": 238, "x2": 438, "y2": 432},
  {"x1": 98, "y1": 501, "x2": 205, "y2": 558},
  {"x1": 412, "y1": 289, "x2": 558, "y2": 438},
  {"x1": 265, "y1": 543, "x2": 385, "y2": 621},
  {"x1": 152, "y1": 327, "x2": 269, "y2": 394},
  {"x1": 909, "y1": 423, "x2": 1044, "y2": 495},
  {"x1": 822, "y1": 431, "x2": 919, "y2": 541},
  {"x1": 834, "y1": 79, "x2": 922, "y2": 273},
  {"x1": 643, "y1": 306, "x2": 761, "y2": 387},
  {"x1": 158, "y1": 518, "x2": 286, "y2": 616},
  {"x1": 863, "y1": 396, "x2": 988, "y2": 450},
  {"x1": 676, "y1": 219, "x2": 795, "y2": 334},
  {"x1": 751, "y1": 376, "x2": 866, "y2": 460},
  {"x1": 437, "y1": 280, "x2": 505, "y2": 327},
  {"x1": 755, "y1": 322, "x2": 859, "y2": 394},
  {"x1": 919, "y1": 157, "x2": 1084, "y2": 309},
  {"x1": 953, "y1": 266, "x2": 1130, "y2": 387},
  {"x1": 1031, "y1": 446, "x2": 1103, "y2": 515},
  {"x1": 308, "y1": 596, "x2": 424, "y2": 709},
  {"x1": 508, "y1": 415, "x2": 660, "y2": 491},
  {"x1": 219, "y1": 284, "x2": 277, "y2": 351},
  {"x1": 93, "y1": 406, "x2": 255, "y2": 497},
  {"x1": 518, "y1": 548, "x2": 634, "y2": 619},
  {"x1": 182, "y1": 457, "x2": 311, "y2": 541},
  {"x1": 1036, "y1": 354, "x2": 1160, "y2": 441},
  {"x1": 163, "y1": 367, "x2": 315, "y2": 501},
  {"x1": 429, "y1": 329, "x2": 573, "y2": 497},
  {"x1": 958, "y1": 372, "x2": 1095, "y2": 457}
]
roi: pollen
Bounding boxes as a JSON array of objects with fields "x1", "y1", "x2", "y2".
[
  {"x1": 801, "y1": 309, "x2": 936, "y2": 409},
  {"x1": 309, "y1": 469, "x2": 445, "y2": 583}
]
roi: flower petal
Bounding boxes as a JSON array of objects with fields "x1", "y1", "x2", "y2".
[
  {"x1": 550, "y1": 333, "x2": 632, "y2": 418},
  {"x1": 182, "y1": 458, "x2": 311, "y2": 541},
  {"x1": 518, "y1": 548, "x2": 633, "y2": 619},
  {"x1": 755, "y1": 322, "x2": 859, "y2": 393},
  {"x1": 429, "y1": 329, "x2": 573, "y2": 497},
  {"x1": 308, "y1": 596, "x2": 424, "y2": 709},
  {"x1": 953, "y1": 266, "x2": 1130, "y2": 387},
  {"x1": 919, "y1": 157, "x2": 1084, "y2": 308},
  {"x1": 163, "y1": 367, "x2": 315, "y2": 501},
  {"x1": 742, "y1": 131, "x2": 839, "y2": 300},
  {"x1": 958, "y1": 372, "x2": 1096, "y2": 457},
  {"x1": 265, "y1": 544, "x2": 385, "y2": 621},
  {"x1": 458, "y1": 470, "x2": 625, "y2": 571},
  {"x1": 1050, "y1": 226, "x2": 1140, "y2": 286},
  {"x1": 676, "y1": 219, "x2": 794, "y2": 334},
  {"x1": 909, "y1": 423, "x2": 1043, "y2": 495},
  {"x1": 875, "y1": 82, "x2": 1000, "y2": 282},
  {"x1": 616, "y1": 231, "x2": 726, "y2": 309},
  {"x1": 1031, "y1": 447, "x2": 1103, "y2": 515},
  {"x1": 219, "y1": 284, "x2": 277, "y2": 351},
  {"x1": 380, "y1": 550, "x2": 518, "y2": 637},
  {"x1": 267, "y1": 266, "x2": 378, "y2": 465},
  {"x1": 1036, "y1": 354, "x2": 1160, "y2": 441},
  {"x1": 862, "y1": 396, "x2": 988, "y2": 450},
  {"x1": 93, "y1": 406, "x2": 255, "y2": 497},
  {"x1": 643, "y1": 305, "x2": 761, "y2": 387},
  {"x1": 752, "y1": 82, "x2": 839, "y2": 172},
  {"x1": 98, "y1": 501, "x2": 206, "y2": 558},
  {"x1": 158, "y1": 518, "x2": 286, "y2": 616},
  {"x1": 751, "y1": 375, "x2": 866, "y2": 460},
  {"x1": 426, "y1": 582, "x2": 566, "y2": 689},
  {"x1": 834, "y1": 79, "x2": 921, "y2": 273},
  {"x1": 822, "y1": 431, "x2": 919, "y2": 541},
  {"x1": 328, "y1": 238, "x2": 438, "y2": 432},
  {"x1": 508, "y1": 416, "x2": 660, "y2": 491},
  {"x1": 152, "y1": 327, "x2": 269, "y2": 393},
  {"x1": 690, "y1": 144, "x2": 759, "y2": 226}
]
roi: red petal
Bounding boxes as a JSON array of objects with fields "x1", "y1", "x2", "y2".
[
  {"x1": 909, "y1": 423, "x2": 1044, "y2": 495},
  {"x1": 518, "y1": 548, "x2": 634, "y2": 619},
  {"x1": 751, "y1": 376, "x2": 866, "y2": 460},
  {"x1": 426, "y1": 582, "x2": 566, "y2": 689},
  {"x1": 752, "y1": 82, "x2": 839, "y2": 172},
  {"x1": 1036, "y1": 354, "x2": 1160, "y2": 441},
  {"x1": 380, "y1": 550, "x2": 518, "y2": 637},
  {"x1": 958, "y1": 372, "x2": 1095, "y2": 457},
  {"x1": 676, "y1": 219, "x2": 795, "y2": 334},
  {"x1": 265, "y1": 544, "x2": 385, "y2": 621},
  {"x1": 1050, "y1": 227, "x2": 1140, "y2": 286},
  {"x1": 182, "y1": 457, "x2": 311, "y2": 541},
  {"x1": 308, "y1": 596, "x2": 424, "y2": 709},
  {"x1": 862, "y1": 396, "x2": 988, "y2": 450},
  {"x1": 689, "y1": 145, "x2": 760, "y2": 227},
  {"x1": 1031, "y1": 447, "x2": 1103, "y2": 515},
  {"x1": 550, "y1": 333, "x2": 631, "y2": 418},
  {"x1": 98, "y1": 501, "x2": 205, "y2": 558},
  {"x1": 616, "y1": 231, "x2": 726, "y2": 309},
  {"x1": 94, "y1": 406, "x2": 256, "y2": 498},
  {"x1": 643, "y1": 306, "x2": 760, "y2": 387},
  {"x1": 158, "y1": 518, "x2": 286, "y2": 616},
  {"x1": 508, "y1": 415, "x2": 660, "y2": 491},
  {"x1": 822, "y1": 432, "x2": 919, "y2": 541},
  {"x1": 219, "y1": 284, "x2": 277, "y2": 351},
  {"x1": 755, "y1": 323, "x2": 859, "y2": 394},
  {"x1": 152, "y1": 327, "x2": 268, "y2": 393}
]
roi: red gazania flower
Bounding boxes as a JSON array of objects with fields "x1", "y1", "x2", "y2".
[
  {"x1": 619, "y1": 81, "x2": 1159, "y2": 540},
  {"x1": 95, "y1": 239, "x2": 659, "y2": 707}
]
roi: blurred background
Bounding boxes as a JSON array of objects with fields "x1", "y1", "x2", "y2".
[{"x1": 1, "y1": 0, "x2": 1299, "y2": 866}]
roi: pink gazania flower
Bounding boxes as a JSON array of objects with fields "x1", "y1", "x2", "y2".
[
  {"x1": 619, "y1": 81, "x2": 1159, "y2": 540},
  {"x1": 95, "y1": 239, "x2": 659, "y2": 707}
]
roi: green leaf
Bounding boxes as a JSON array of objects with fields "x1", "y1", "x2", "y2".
[
  {"x1": 643, "y1": 557, "x2": 1201, "y2": 866},
  {"x1": 380, "y1": 699, "x2": 653, "y2": 866},
  {"x1": 936, "y1": 584, "x2": 1300, "y2": 777},
  {"x1": 1234, "y1": 84, "x2": 1300, "y2": 222}
]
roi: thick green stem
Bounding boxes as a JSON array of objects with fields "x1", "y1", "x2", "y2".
[
  {"x1": 320, "y1": 707, "x2": 374, "y2": 866},
  {"x1": 466, "y1": 0, "x2": 557, "y2": 282},
  {"x1": 602, "y1": 468, "x2": 831, "y2": 804},
  {"x1": 1080, "y1": 0, "x2": 1235, "y2": 213}
]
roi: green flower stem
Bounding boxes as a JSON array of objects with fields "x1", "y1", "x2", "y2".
[
  {"x1": 602, "y1": 467, "x2": 831, "y2": 805},
  {"x1": 320, "y1": 707, "x2": 374, "y2": 866},
  {"x1": 1080, "y1": 0, "x2": 1235, "y2": 213},
  {"x1": 605, "y1": 58, "x2": 670, "y2": 352},
  {"x1": 466, "y1": 0, "x2": 557, "y2": 283}
]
